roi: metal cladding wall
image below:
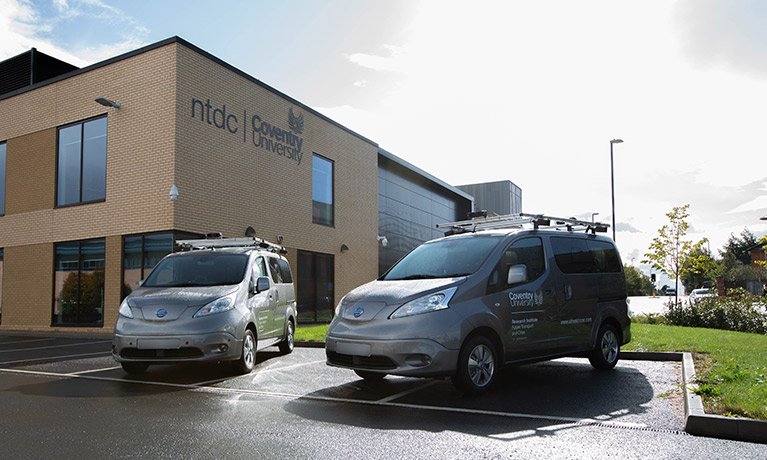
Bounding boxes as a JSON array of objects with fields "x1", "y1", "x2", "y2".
[
  {"x1": 457, "y1": 180, "x2": 522, "y2": 216},
  {"x1": 377, "y1": 152, "x2": 472, "y2": 276}
]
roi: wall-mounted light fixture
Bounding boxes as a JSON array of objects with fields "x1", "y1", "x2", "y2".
[
  {"x1": 340, "y1": 244, "x2": 349, "y2": 252},
  {"x1": 169, "y1": 185, "x2": 179, "y2": 201},
  {"x1": 245, "y1": 226, "x2": 256, "y2": 237},
  {"x1": 377, "y1": 235, "x2": 388, "y2": 247},
  {"x1": 95, "y1": 97, "x2": 121, "y2": 109}
]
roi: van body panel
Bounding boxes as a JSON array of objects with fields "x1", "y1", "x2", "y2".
[{"x1": 326, "y1": 228, "x2": 630, "y2": 383}]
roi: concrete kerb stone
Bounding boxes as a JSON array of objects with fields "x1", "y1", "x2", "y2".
[{"x1": 620, "y1": 350, "x2": 767, "y2": 444}]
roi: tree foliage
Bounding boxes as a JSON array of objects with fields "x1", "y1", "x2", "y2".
[
  {"x1": 624, "y1": 265, "x2": 654, "y2": 296},
  {"x1": 642, "y1": 205, "x2": 708, "y2": 301}
]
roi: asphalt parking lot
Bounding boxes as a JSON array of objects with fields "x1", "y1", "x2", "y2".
[{"x1": 1, "y1": 335, "x2": 765, "y2": 459}]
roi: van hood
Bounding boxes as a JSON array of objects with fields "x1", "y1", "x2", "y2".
[
  {"x1": 338, "y1": 278, "x2": 465, "y2": 322},
  {"x1": 126, "y1": 285, "x2": 239, "y2": 321}
]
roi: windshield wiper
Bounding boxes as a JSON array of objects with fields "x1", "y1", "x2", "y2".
[{"x1": 391, "y1": 274, "x2": 440, "y2": 280}]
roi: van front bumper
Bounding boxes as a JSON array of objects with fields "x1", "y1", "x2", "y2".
[
  {"x1": 325, "y1": 335, "x2": 459, "y2": 377},
  {"x1": 112, "y1": 332, "x2": 242, "y2": 363}
]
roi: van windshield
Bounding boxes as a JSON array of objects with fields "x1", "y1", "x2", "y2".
[
  {"x1": 382, "y1": 235, "x2": 503, "y2": 281},
  {"x1": 143, "y1": 252, "x2": 249, "y2": 287}
]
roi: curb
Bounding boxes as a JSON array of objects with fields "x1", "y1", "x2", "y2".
[{"x1": 620, "y1": 350, "x2": 767, "y2": 444}]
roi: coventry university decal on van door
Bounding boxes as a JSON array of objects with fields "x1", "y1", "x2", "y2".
[
  {"x1": 508, "y1": 291, "x2": 544, "y2": 308},
  {"x1": 190, "y1": 98, "x2": 306, "y2": 165}
]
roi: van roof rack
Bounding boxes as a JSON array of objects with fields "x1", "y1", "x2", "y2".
[
  {"x1": 176, "y1": 236, "x2": 288, "y2": 254},
  {"x1": 436, "y1": 212, "x2": 610, "y2": 236}
]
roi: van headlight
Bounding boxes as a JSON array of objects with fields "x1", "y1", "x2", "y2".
[
  {"x1": 118, "y1": 298, "x2": 134, "y2": 319},
  {"x1": 194, "y1": 293, "x2": 236, "y2": 318},
  {"x1": 390, "y1": 287, "x2": 457, "y2": 319},
  {"x1": 335, "y1": 295, "x2": 348, "y2": 317}
]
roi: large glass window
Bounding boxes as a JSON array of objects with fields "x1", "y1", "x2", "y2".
[
  {"x1": 297, "y1": 250, "x2": 334, "y2": 323},
  {"x1": 0, "y1": 142, "x2": 6, "y2": 216},
  {"x1": 57, "y1": 116, "x2": 107, "y2": 206},
  {"x1": 53, "y1": 239, "x2": 105, "y2": 326},
  {"x1": 122, "y1": 232, "x2": 200, "y2": 299},
  {"x1": 312, "y1": 154, "x2": 334, "y2": 226}
]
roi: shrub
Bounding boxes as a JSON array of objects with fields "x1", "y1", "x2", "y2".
[{"x1": 663, "y1": 288, "x2": 767, "y2": 334}]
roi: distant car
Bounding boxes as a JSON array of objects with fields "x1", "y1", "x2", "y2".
[{"x1": 689, "y1": 288, "x2": 714, "y2": 304}]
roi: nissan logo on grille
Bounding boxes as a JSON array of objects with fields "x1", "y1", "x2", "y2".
[
  {"x1": 155, "y1": 309, "x2": 168, "y2": 318},
  {"x1": 353, "y1": 307, "x2": 364, "y2": 318}
]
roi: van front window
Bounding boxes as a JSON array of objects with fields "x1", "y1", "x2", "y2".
[
  {"x1": 383, "y1": 235, "x2": 503, "y2": 281},
  {"x1": 144, "y1": 253, "x2": 248, "y2": 287}
]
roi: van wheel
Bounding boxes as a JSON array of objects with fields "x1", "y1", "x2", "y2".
[
  {"x1": 121, "y1": 362, "x2": 149, "y2": 376},
  {"x1": 354, "y1": 369, "x2": 386, "y2": 381},
  {"x1": 278, "y1": 320, "x2": 295, "y2": 355},
  {"x1": 452, "y1": 335, "x2": 497, "y2": 394},
  {"x1": 589, "y1": 324, "x2": 620, "y2": 370},
  {"x1": 233, "y1": 329, "x2": 256, "y2": 374}
]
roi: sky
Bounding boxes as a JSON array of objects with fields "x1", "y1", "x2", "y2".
[{"x1": 2, "y1": 0, "x2": 767, "y2": 287}]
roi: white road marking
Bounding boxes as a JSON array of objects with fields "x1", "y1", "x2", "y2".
[
  {"x1": 0, "y1": 351, "x2": 112, "y2": 365},
  {"x1": 377, "y1": 379, "x2": 440, "y2": 403},
  {"x1": 0, "y1": 366, "x2": 649, "y2": 430},
  {"x1": 0, "y1": 341, "x2": 111, "y2": 353}
]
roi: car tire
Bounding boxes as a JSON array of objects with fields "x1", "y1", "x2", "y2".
[
  {"x1": 589, "y1": 323, "x2": 620, "y2": 370},
  {"x1": 121, "y1": 362, "x2": 149, "y2": 376},
  {"x1": 354, "y1": 369, "x2": 386, "y2": 381},
  {"x1": 233, "y1": 329, "x2": 257, "y2": 374},
  {"x1": 452, "y1": 335, "x2": 497, "y2": 394},
  {"x1": 278, "y1": 320, "x2": 295, "y2": 355}
]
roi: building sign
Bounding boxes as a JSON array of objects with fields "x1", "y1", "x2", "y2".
[{"x1": 191, "y1": 98, "x2": 305, "y2": 165}]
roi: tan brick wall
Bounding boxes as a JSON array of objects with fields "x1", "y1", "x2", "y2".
[
  {"x1": 0, "y1": 39, "x2": 381, "y2": 332},
  {"x1": 173, "y1": 45, "x2": 379, "y2": 305},
  {"x1": 5, "y1": 128, "x2": 56, "y2": 214},
  {"x1": 1, "y1": 244, "x2": 53, "y2": 328}
]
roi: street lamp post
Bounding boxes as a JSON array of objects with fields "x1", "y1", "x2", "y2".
[{"x1": 610, "y1": 139, "x2": 623, "y2": 241}]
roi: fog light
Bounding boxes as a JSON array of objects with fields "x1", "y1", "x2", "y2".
[
  {"x1": 213, "y1": 344, "x2": 229, "y2": 353},
  {"x1": 405, "y1": 354, "x2": 432, "y2": 367}
]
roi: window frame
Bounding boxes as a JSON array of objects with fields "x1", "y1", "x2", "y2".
[
  {"x1": 0, "y1": 141, "x2": 6, "y2": 216},
  {"x1": 311, "y1": 153, "x2": 334, "y2": 227},
  {"x1": 55, "y1": 115, "x2": 108, "y2": 208}
]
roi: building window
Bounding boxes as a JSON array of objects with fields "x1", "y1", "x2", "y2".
[
  {"x1": 312, "y1": 153, "x2": 334, "y2": 226},
  {"x1": 297, "y1": 250, "x2": 334, "y2": 323},
  {"x1": 0, "y1": 142, "x2": 6, "y2": 216},
  {"x1": 57, "y1": 116, "x2": 107, "y2": 207},
  {"x1": 53, "y1": 239, "x2": 105, "y2": 326},
  {"x1": 122, "y1": 231, "x2": 202, "y2": 299}
]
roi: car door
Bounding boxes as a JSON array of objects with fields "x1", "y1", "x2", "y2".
[
  {"x1": 483, "y1": 236, "x2": 559, "y2": 360},
  {"x1": 549, "y1": 236, "x2": 600, "y2": 350},
  {"x1": 248, "y1": 256, "x2": 277, "y2": 339}
]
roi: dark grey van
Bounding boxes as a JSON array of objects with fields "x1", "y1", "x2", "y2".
[
  {"x1": 325, "y1": 214, "x2": 630, "y2": 393},
  {"x1": 113, "y1": 237, "x2": 297, "y2": 375}
]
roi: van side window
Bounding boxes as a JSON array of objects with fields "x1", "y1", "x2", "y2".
[
  {"x1": 551, "y1": 237, "x2": 622, "y2": 274},
  {"x1": 252, "y1": 257, "x2": 267, "y2": 278},
  {"x1": 268, "y1": 257, "x2": 283, "y2": 283},
  {"x1": 276, "y1": 258, "x2": 294, "y2": 284},
  {"x1": 489, "y1": 237, "x2": 545, "y2": 292}
]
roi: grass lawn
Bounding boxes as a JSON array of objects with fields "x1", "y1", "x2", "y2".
[
  {"x1": 625, "y1": 323, "x2": 767, "y2": 420},
  {"x1": 298, "y1": 322, "x2": 767, "y2": 420}
]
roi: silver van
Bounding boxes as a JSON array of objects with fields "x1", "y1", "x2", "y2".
[
  {"x1": 113, "y1": 237, "x2": 297, "y2": 375},
  {"x1": 326, "y1": 214, "x2": 630, "y2": 393}
]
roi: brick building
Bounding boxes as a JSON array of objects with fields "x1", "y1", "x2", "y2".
[{"x1": 0, "y1": 37, "x2": 474, "y2": 335}]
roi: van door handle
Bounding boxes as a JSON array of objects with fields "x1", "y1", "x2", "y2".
[
  {"x1": 564, "y1": 283, "x2": 573, "y2": 300},
  {"x1": 544, "y1": 289, "x2": 554, "y2": 296}
]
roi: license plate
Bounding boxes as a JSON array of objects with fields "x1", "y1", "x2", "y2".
[
  {"x1": 336, "y1": 341, "x2": 371, "y2": 357},
  {"x1": 137, "y1": 338, "x2": 181, "y2": 349}
]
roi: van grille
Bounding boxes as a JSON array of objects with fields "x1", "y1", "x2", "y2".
[
  {"x1": 120, "y1": 347, "x2": 204, "y2": 359},
  {"x1": 326, "y1": 351, "x2": 397, "y2": 370}
]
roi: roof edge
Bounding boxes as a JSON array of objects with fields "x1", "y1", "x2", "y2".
[{"x1": 378, "y1": 148, "x2": 474, "y2": 202}]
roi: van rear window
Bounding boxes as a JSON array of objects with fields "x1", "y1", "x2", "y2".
[{"x1": 551, "y1": 237, "x2": 622, "y2": 274}]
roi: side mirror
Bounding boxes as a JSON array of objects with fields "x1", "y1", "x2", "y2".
[
  {"x1": 507, "y1": 264, "x2": 528, "y2": 285},
  {"x1": 255, "y1": 276, "x2": 271, "y2": 294}
]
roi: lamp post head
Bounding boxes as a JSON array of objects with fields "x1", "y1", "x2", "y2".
[
  {"x1": 95, "y1": 97, "x2": 120, "y2": 109},
  {"x1": 610, "y1": 139, "x2": 623, "y2": 144}
]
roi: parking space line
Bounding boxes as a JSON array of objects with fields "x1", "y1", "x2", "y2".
[
  {"x1": 0, "y1": 351, "x2": 112, "y2": 365},
  {"x1": 0, "y1": 340, "x2": 111, "y2": 353},
  {"x1": 377, "y1": 379, "x2": 440, "y2": 403},
  {"x1": 69, "y1": 366, "x2": 121, "y2": 375},
  {"x1": 0, "y1": 366, "x2": 652, "y2": 431},
  {"x1": 0, "y1": 338, "x2": 52, "y2": 345}
]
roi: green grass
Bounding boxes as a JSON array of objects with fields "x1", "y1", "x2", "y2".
[
  {"x1": 296, "y1": 322, "x2": 767, "y2": 420},
  {"x1": 296, "y1": 324, "x2": 329, "y2": 342},
  {"x1": 625, "y1": 323, "x2": 767, "y2": 420}
]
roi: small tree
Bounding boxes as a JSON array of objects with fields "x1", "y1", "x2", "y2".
[
  {"x1": 642, "y1": 205, "x2": 707, "y2": 304},
  {"x1": 624, "y1": 265, "x2": 654, "y2": 296}
]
